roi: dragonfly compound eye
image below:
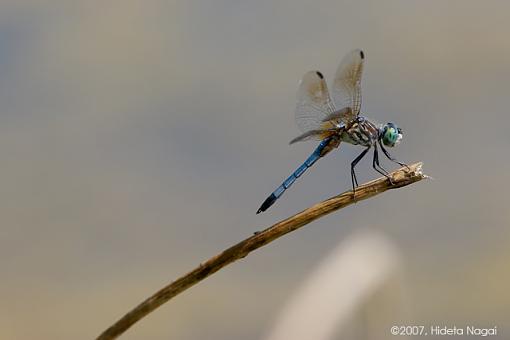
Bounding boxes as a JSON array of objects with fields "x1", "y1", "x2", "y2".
[{"x1": 383, "y1": 123, "x2": 401, "y2": 147}]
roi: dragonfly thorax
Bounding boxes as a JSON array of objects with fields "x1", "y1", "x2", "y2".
[{"x1": 340, "y1": 116, "x2": 379, "y2": 147}]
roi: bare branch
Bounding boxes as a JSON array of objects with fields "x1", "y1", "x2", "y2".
[{"x1": 97, "y1": 162, "x2": 427, "y2": 340}]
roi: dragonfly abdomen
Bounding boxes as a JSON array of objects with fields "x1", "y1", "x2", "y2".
[{"x1": 256, "y1": 137, "x2": 333, "y2": 214}]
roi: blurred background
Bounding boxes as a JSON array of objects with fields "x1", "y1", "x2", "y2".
[{"x1": 0, "y1": 1, "x2": 509, "y2": 339}]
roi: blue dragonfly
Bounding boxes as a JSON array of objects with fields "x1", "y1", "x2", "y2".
[{"x1": 257, "y1": 49, "x2": 407, "y2": 214}]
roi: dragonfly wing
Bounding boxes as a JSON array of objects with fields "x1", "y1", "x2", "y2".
[
  {"x1": 289, "y1": 129, "x2": 337, "y2": 144},
  {"x1": 321, "y1": 107, "x2": 351, "y2": 124},
  {"x1": 295, "y1": 70, "x2": 336, "y2": 136},
  {"x1": 331, "y1": 49, "x2": 365, "y2": 122}
]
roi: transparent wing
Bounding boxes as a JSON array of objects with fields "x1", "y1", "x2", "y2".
[
  {"x1": 295, "y1": 70, "x2": 337, "y2": 135},
  {"x1": 289, "y1": 129, "x2": 331, "y2": 144},
  {"x1": 331, "y1": 49, "x2": 365, "y2": 121},
  {"x1": 321, "y1": 107, "x2": 352, "y2": 125}
]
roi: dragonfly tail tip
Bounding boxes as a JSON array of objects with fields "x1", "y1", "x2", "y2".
[{"x1": 256, "y1": 194, "x2": 277, "y2": 214}]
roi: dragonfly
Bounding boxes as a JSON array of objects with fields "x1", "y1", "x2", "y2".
[{"x1": 257, "y1": 49, "x2": 407, "y2": 214}]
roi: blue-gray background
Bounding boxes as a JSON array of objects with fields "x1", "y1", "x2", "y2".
[{"x1": 1, "y1": 1, "x2": 508, "y2": 339}]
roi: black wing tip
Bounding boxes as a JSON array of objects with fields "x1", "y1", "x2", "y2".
[
  {"x1": 315, "y1": 71, "x2": 324, "y2": 79},
  {"x1": 256, "y1": 194, "x2": 277, "y2": 214},
  {"x1": 359, "y1": 50, "x2": 365, "y2": 59}
]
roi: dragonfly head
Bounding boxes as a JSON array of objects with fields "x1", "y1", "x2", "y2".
[{"x1": 380, "y1": 122, "x2": 402, "y2": 147}]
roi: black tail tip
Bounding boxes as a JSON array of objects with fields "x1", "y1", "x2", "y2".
[{"x1": 256, "y1": 194, "x2": 277, "y2": 214}]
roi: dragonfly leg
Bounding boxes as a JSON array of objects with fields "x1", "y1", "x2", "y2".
[
  {"x1": 372, "y1": 144, "x2": 394, "y2": 185},
  {"x1": 351, "y1": 147, "x2": 370, "y2": 198},
  {"x1": 379, "y1": 140, "x2": 410, "y2": 171}
]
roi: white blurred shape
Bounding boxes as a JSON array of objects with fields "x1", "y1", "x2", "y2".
[{"x1": 263, "y1": 229, "x2": 401, "y2": 340}]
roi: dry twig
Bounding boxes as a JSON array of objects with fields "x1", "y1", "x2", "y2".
[{"x1": 97, "y1": 162, "x2": 427, "y2": 340}]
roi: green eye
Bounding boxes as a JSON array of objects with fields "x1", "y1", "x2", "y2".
[
  {"x1": 383, "y1": 127, "x2": 397, "y2": 145},
  {"x1": 386, "y1": 128, "x2": 395, "y2": 141},
  {"x1": 381, "y1": 123, "x2": 402, "y2": 147}
]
